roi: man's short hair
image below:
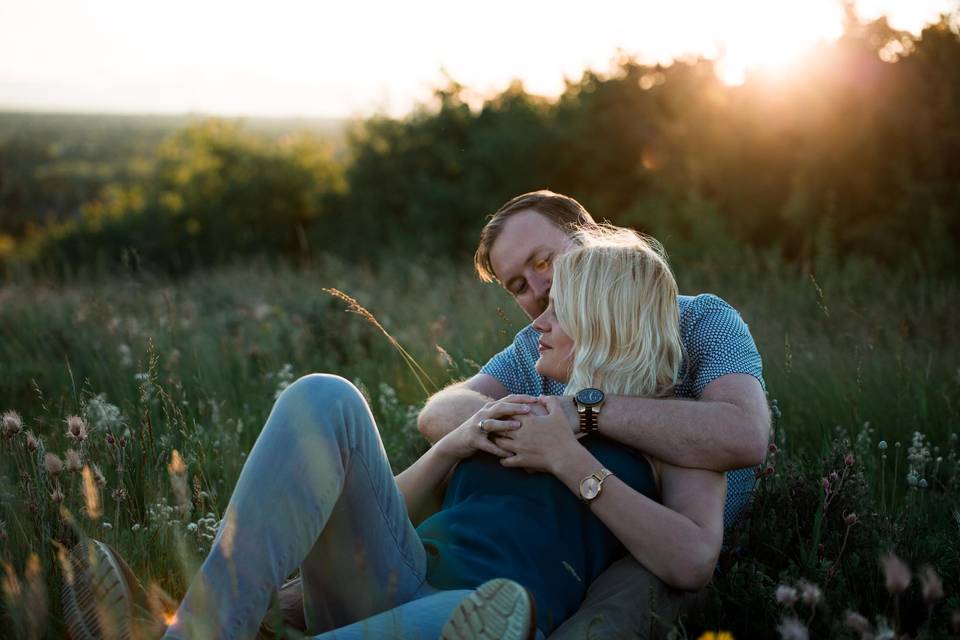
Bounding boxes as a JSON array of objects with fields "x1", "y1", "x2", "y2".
[{"x1": 474, "y1": 190, "x2": 596, "y2": 283}]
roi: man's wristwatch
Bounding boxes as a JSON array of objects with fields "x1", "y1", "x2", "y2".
[
  {"x1": 579, "y1": 467, "x2": 614, "y2": 504},
  {"x1": 573, "y1": 388, "x2": 605, "y2": 434}
]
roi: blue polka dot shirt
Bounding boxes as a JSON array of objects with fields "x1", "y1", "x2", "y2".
[{"x1": 480, "y1": 293, "x2": 765, "y2": 530}]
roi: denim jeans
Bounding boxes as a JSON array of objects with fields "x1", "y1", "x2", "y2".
[{"x1": 163, "y1": 374, "x2": 544, "y2": 640}]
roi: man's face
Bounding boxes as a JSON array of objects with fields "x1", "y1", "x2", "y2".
[{"x1": 488, "y1": 210, "x2": 574, "y2": 319}]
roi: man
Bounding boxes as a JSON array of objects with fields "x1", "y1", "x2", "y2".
[{"x1": 417, "y1": 189, "x2": 769, "y2": 638}]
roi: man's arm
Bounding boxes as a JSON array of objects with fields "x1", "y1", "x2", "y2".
[
  {"x1": 417, "y1": 374, "x2": 507, "y2": 444},
  {"x1": 559, "y1": 373, "x2": 770, "y2": 472}
]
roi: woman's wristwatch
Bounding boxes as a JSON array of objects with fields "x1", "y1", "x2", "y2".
[
  {"x1": 573, "y1": 388, "x2": 605, "y2": 434},
  {"x1": 579, "y1": 467, "x2": 614, "y2": 503}
]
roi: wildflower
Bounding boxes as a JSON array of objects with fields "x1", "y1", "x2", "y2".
[
  {"x1": 844, "y1": 611, "x2": 871, "y2": 635},
  {"x1": 111, "y1": 487, "x2": 128, "y2": 503},
  {"x1": 906, "y1": 470, "x2": 919, "y2": 486},
  {"x1": 25, "y1": 431, "x2": 39, "y2": 453},
  {"x1": 771, "y1": 400, "x2": 781, "y2": 420},
  {"x1": 106, "y1": 432, "x2": 116, "y2": 446},
  {"x1": 119, "y1": 435, "x2": 127, "y2": 448},
  {"x1": 1, "y1": 411, "x2": 22, "y2": 438},
  {"x1": 64, "y1": 449, "x2": 82, "y2": 473},
  {"x1": 880, "y1": 552, "x2": 911, "y2": 594},
  {"x1": 798, "y1": 580, "x2": 822, "y2": 606},
  {"x1": 777, "y1": 616, "x2": 808, "y2": 640},
  {"x1": 118, "y1": 343, "x2": 133, "y2": 367},
  {"x1": 775, "y1": 585, "x2": 798, "y2": 606},
  {"x1": 918, "y1": 478, "x2": 928, "y2": 489},
  {"x1": 829, "y1": 471, "x2": 839, "y2": 483},
  {"x1": 186, "y1": 522, "x2": 198, "y2": 532},
  {"x1": 85, "y1": 393, "x2": 123, "y2": 432},
  {"x1": 65, "y1": 415, "x2": 88, "y2": 442},
  {"x1": 820, "y1": 477, "x2": 829, "y2": 490},
  {"x1": 50, "y1": 487, "x2": 64, "y2": 504},
  {"x1": 44, "y1": 452, "x2": 64, "y2": 477},
  {"x1": 764, "y1": 465, "x2": 775, "y2": 476},
  {"x1": 768, "y1": 443, "x2": 779, "y2": 454},
  {"x1": 878, "y1": 440, "x2": 888, "y2": 450},
  {"x1": 844, "y1": 452, "x2": 855, "y2": 466},
  {"x1": 919, "y1": 565, "x2": 943, "y2": 603},
  {"x1": 844, "y1": 512, "x2": 859, "y2": 526},
  {"x1": 131, "y1": 524, "x2": 141, "y2": 532}
]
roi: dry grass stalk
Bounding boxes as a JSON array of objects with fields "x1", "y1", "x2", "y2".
[{"x1": 322, "y1": 287, "x2": 436, "y2": 395}]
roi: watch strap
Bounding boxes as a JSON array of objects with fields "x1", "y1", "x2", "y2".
[{"x1": 578, "y1": 406, "x2": 599, "y2": 434}]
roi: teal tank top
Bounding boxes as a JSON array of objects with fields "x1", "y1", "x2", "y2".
[{"x1": 415, "y1": 435, "x2": 659, "y2": 635}]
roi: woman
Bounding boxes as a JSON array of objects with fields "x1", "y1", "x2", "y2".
[{"x1": 67, "y1": 226, "x2": 725, "y2": 640}]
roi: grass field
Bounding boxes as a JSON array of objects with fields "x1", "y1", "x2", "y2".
[{"x1": 1, "y1": 250, "x2": 958, "y2": 638}]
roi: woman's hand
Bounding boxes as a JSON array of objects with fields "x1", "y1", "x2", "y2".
[
  {"x1": 435, "y1": 395, "x2": 537, "y2": 460},
  {"x1": 496, "y1": 396, "x2": 582, "y2": 474}
]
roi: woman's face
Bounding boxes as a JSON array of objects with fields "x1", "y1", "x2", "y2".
[{"x1": 532, "y1": 297, "x2": 575, "y2": 383}]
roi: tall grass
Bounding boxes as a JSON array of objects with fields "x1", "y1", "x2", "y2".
[{"x1": 0, "y1": 250, "x2": 957, "y2": 638}]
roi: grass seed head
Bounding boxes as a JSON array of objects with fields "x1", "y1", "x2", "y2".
[
  {"x1": 43, "y1": 452, "x2": 64, "y2": 477},
  {"x1": 65, "y1": 415, "x2": 87, "y2": 442},
  {"x1": 844, "y1": 611, "x2": 871, "y2": 635},
  {"x1": 81, "y1": 466, "x2": 102, "y2": 519},
  {"x1": 880, "y1": 552, "x2": 911, "y2": 594},
  {"x1": 64, "y1": 449, "x2": 82, "y2": 473},
  {"x1": 798, "y1": 580, "x2": 822, "y2": 607},
  {"x1": 920, "y1": 565, "x2": 943, "y2": 603},
  {"x1": 91, "y1": 463, "x2": 106, "y2": 487},
  {"x1": 2, "y1": 411, "x2": 22, "y2": 438},
  {"x1": 777, "y1": 616, "x2": 808, "y2": 640},
  {"x1": 775, "y1": 585, "x2": 798, "y2": 606}
]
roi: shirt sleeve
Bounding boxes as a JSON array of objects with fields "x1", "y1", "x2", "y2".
[
  {"x1": 479, "y1": 328, "x2": 544, "y2": 396},
  {"x1": 684, "y1": 294, "x2": 765, "y2": 398}
]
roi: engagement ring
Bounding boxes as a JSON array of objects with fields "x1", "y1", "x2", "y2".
[{"x1": 478, "y1": 419, "x2": 488, "y2": 434}]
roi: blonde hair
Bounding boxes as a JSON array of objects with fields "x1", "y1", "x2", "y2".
[{"x1": 552, "y1": 225, "x2": 683, "y2": 398}]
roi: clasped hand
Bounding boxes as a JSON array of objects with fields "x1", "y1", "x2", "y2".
[
  {"x1": 439, "y1": 394, "x2": 538, "y2": 460},
  {"x1": 494, "y1": 396, "x2": 581, "y2": 474}
]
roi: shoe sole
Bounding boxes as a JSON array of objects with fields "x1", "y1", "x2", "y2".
[
  {"x1": 62, "y1": 539, "x2": 155, "y2": 640},
  {"x1": 440, "y1": 578, "x2": 537, "y2": 640}
]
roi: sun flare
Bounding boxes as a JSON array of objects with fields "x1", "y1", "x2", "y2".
[{"x1": 705, "y1": 0, "x2": 846, "y2": 84}]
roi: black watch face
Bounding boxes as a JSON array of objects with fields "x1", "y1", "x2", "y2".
[{"x1": 576, "y1": 388, "x2": 604, "y2": 406}]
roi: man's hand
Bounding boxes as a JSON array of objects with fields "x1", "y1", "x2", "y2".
[{"x1": 497, "y1": 396, "x2": 583, "y2": 474}]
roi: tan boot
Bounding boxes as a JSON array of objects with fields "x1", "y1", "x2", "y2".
[{"x1": 440, "y1": 578, "x2": 538, "y2": 640}]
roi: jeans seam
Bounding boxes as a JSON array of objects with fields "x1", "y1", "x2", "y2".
[{"x1": 349, "y1": 446, "x2": 423, "y2": 578}]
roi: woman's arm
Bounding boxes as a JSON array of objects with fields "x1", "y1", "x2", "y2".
[
  {"x1": 395, "y1": 444, "x2": 460, "y2": 526},
  {"x1": 549, "y1": 447, "x2": 726, "y2": 591},
  {"x1": 397, "y1": 396, "x2": 533, "y2": 525},
  {"x1": 497, "y1": 396, "x2": 726, "y2": 591}
]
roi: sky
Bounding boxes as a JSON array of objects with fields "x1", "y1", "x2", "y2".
[{"x1": 0, "y1": 0, "x2": 956, "y2": 118}]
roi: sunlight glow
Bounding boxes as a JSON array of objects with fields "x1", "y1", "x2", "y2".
[
  {"x1": 704, "y1": 1, "x2": 846, "y2": 85},
  {"x1": 0, "y1": 0, "x2": 954, "y2": 116}
]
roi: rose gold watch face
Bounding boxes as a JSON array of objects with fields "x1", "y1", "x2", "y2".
[{"x1": 581, "y1": 477, "x2": 600, "y2": 500}]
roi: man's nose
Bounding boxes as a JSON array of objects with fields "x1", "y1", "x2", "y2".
[{"x1": 530, "y1": 275, "x2": 551, "y2": 300}]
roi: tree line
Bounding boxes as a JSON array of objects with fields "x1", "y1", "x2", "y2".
[{"x1": 1, "y1": 12, "x2": 957, "y2": 277}]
